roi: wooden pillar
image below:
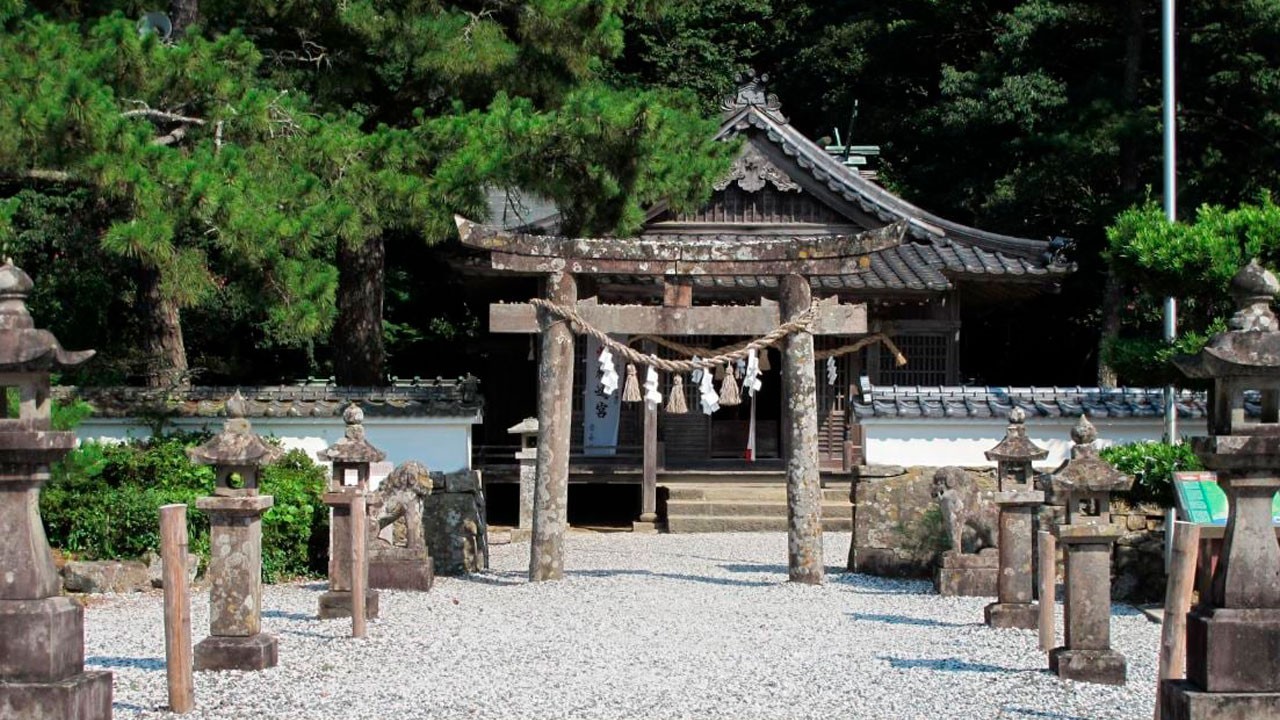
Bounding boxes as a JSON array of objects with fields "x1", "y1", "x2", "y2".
[
  {"x1": 1038, "y1": 529, "x2": 1056, "y2": 653},
  {"x1": 638, "y1": 398, "x2": 658, "y2": 526},
  {"x1": 530, "y1": 271, "x2": 576, "y2": 582},
  {"x1": 350, "y1": 492, "x2": 367, "y2": 638},
  {"x1": 780, "y1": 274, "x2": 824, "y2": 584},
  {"x1": 160, "y1": 504, "x2": 194, "y2": 714}
]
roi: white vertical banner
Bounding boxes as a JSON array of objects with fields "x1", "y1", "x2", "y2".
[{"x1": 583, "y1": 333, "x2": 625, "y2": 456}]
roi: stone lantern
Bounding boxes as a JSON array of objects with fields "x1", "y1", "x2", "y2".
[
  {"x1": 984, "y1": 406, "x2": 1049, "y2": 630},
  {"x1": 316, "y1": 404, "x2": 384, "y2": 619},
  {"x1": 1043, "y1": 415, "x2": 1132, "y2": 685},
  {"x1": 188, "y1": 391, "x2": 282, "y2": 671},
  {"x1": 1161, "y1": 260, "x2": 1280, "y2": 718},
  {"x1": 508, "y1": 417, "x2": 538, "y2": 542},
  {"x1": 0, "y1": 261, "x2": 109, "y2": 719}
]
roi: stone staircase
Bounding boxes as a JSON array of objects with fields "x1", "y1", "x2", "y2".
[{"x1": 664, "y1": 483, "x2": 852, "y2": 533}]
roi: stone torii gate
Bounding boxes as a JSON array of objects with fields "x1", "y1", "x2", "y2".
[{"x1": 457, "y1": 216, "x2": 906, "y2": 583}]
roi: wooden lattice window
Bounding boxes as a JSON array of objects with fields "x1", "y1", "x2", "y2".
[{"x1": 878, "y1": 334, "x2": 950, "y2": 386}]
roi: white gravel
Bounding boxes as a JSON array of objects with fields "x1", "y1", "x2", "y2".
[{"x1": 85, "y1": 532, "x2": 1159, "y2": 719}]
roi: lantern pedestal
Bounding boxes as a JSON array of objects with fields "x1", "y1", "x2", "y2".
[
  {"x1": 1161, "y1": 679, "x2": 1280, "y2": 720},
  {"x1": 985, "y1": 490, "x2": 1045, "y2": 630},
  {"x1": 319, "y1": 492, "x2": 379, "y2": 620},
  {"x1": 1049, "y1": 524, "x2": 1126, "y2": 686},
  {"x1": 194, "y1": 494, "x2": 278, "y2": 672},
  {"x1": 0, "y1": 671, "x2": 113, "y2": 720}
]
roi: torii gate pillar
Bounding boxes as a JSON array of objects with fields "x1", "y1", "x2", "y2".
[{"x1": 530, "y1": 272, "x2": 576, "y2": 582}]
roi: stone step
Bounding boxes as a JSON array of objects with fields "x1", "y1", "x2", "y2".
[
  {"x1": 666, "y1": 514, "x2": 854, "y2": 533},
  {"x1": 666, "y1": 485, "x2": 850, "y2": 502},
  {"x1": 666, "y1": 500, "x2": 851, "y2": 518}
]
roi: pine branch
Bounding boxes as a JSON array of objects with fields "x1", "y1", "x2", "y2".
[{"x1": 121, "y1": 107, "x2": 207, "y2": 126}]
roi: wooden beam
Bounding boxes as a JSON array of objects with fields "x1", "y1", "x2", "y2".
[
  {"x1": 489, "y1": 251, "x2": 877, "y2": 276},
  {"x1": 490, "y1": 299, "x2": 867, "y2": 336}
]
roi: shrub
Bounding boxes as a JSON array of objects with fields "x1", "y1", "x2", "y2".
[
  {"x1": 41, "y1": 433, "x2": 329, "y2": 582},
  {"x1": 1100, "y1": 440, "x2": 1203, "y2": 508}
]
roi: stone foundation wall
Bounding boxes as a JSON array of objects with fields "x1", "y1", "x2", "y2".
[{"x1": 846, "y1": 465, "x2": 1168, "y2": 602}]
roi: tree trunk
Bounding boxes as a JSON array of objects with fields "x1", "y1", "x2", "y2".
[
  {"x1": 168, "y1": 0, "x2": 199, "y2": 37},
  {"x1": 1097, "y1": 0, "x2": 1144, "y2": 389},
  {"x1": 138, "y1": 265, "x2": 189, "y2": 389},
  {"x1": 333, "y1": 236, "x2": 387, "y2": 386}
]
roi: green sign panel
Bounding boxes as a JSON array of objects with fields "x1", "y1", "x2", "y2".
[{"x1": 1173, "y1": 471, "x2": 1280, "y2": 525}]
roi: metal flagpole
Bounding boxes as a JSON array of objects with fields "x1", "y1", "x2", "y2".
[{"x1": 1163, "y1": 0, "x2": 1179, "y2": 444}]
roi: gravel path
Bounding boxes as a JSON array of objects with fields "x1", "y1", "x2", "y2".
[{"x1": 86, "y1": 532, "x2": 1159, "y2": 719}]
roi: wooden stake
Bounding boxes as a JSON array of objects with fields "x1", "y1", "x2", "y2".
[
  {"x1": 1154, "y1": 520, "x2": 1200, "y2": 720},
  {"x1": 1038, "y1": 530, "x2": 1056, "y2": 652},
  {"x1": 159, "y1": 504, "x2": 194, "y2": 714},
  {"x1": 780, "y1": 274, "x2": 823, "y2": 584},
  {"x1": 351, "y1": 492, "x2": 367, "y2": 639},
  {"x1": 530, "y1": 271, "x2": 576, "y2": 581}
]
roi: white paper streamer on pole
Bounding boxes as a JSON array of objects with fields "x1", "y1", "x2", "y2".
[
  {"x1": 643, "y1": 365, "x2": 663, "y2": 406},
  {"x1": 599, "y1": 347, "x2": 619, "y2": 396},
  {"x1": 826, "y1": 356, "x2": 838, "y2": 387},
  {"x1": 743, "y1": 348, "x2": 763, "y2": 397}
]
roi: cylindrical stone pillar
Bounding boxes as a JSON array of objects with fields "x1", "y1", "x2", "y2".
[
  {"x1": 530, "y1": 272, "x2": 576, "y2": 582},
  {"x1": 780, "y1": 274, "x2": 823, "y2": 585}
]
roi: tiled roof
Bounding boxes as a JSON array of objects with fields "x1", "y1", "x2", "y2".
[
  {"x1": 58, "y1": 378, "x2": 483, "y2": 420},
  {"x1": 851, "y1": 385, "x2": 1210, "y2": 420}
]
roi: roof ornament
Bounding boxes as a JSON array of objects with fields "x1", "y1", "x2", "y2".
[{"x1": 720, "y1": 69, "x2": 786, "y2": 122}]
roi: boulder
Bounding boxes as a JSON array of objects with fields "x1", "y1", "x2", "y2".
[{"x1": 62, "y1": 560, "x2": 150, "y2": 593}]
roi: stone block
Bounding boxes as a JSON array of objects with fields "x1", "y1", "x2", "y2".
[
  {"x1": 985, "y1": 602, "x2": 1039, "y2": 630},
  {"x1": 369, "y1": 556, "x2": 434, "y2": 592},
  {"x1": 1049, "y1": 647, "x2": 1127, "y2": 686},
  {"x1": 194, "y1": 633, "x2": 278, "y2": 672},
  {"x1": 318, "y1": 590, "x2": 380, "y2": 620},
  {"x1": 423, "y1": 491, "x2": 486, "y2": 575},
  {"x1": 145, "y1": 551, "x2": 200, "y2": 589},
  {"x1": 0, "y1": 597, "x2": 86, "y2": 682},
  {"x1": 631, "y1": 520, "x2": 659, "y2": 534},
  {"x1": 934, "y1": 549, "x2": 998, "y2": 597},
  {"x1": 0, "y1": 670, "x2": 112, "y2": 720},
  {"x1": 1187, "y1": 606, "x2": 1280, "y2": 693},
  {"x1": 1161, "y1": 679, "x2": 1280, "y2": 720},
  {"x1": 62, "y1": 560, "x2": 150, "y2": 594}
]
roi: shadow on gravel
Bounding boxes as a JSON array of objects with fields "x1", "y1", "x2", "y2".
[
  {"x1": 1000, "y1": 707, "x2": 1093, "y2": 720},
  {"x1": 264, "y1": 610, "x2": 316, "y2": 621},
  {"x1": 570, "y1": 568, "x2": 774, "y2": 587},
  {"x1": 849, "y1": 612, "x2": 979, "y2": 628},
  {"x1": 86, "y1": 656, "x2": 165, "y2": 672},
  {"x1": 457, "y1": 572, "x2": 527, "y2": 586},
  {"x1": 881, "y1": 656, "x2": 1032, "y2": 673}
]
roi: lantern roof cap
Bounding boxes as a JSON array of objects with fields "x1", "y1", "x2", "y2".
[
  {"x1": 507, "y1": 417, "x2": 538, "y2": 435},
  {"x1": 1176, "y1": 259, "x2": 1280, "y2": 379},
  {"x1": 0, "y1": 259, "x2": 94, "y2": 371},
  {"x1": 316, "y1": 402, "x2": 386, "y2": 464},
  {"x1": 1044, "y1": 416, "x2": 1131, "y2": 494},
  {"x1": 187, "y1": 390, "x2": 283, "y2": 467},
  {"x1": 985, "y1": 406, "x2": 1048, "y2": 462}
]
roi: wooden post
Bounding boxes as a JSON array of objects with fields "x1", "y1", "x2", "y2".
[
  {"x1": 531, "y1": 271, "x2": 576, "y2": 581},
  {"x1": 1038, "y1": 529, "x2": 1056, "y2": 652},
  {"x1": 780, "y1": 274, "x2": 823, "y2": 584},
  {"x1": 159, "y1": 504, "x2": 194, "y2": 714},
  {"x1": 350, "y1": 492, "x2": 367, "y2": 638},
  {"x1": 639, "y1": 398, "x2": 658, "y2": 524},
  {"x1": 1154, "y1": 520, "x2": 1200, "y2": 720}
]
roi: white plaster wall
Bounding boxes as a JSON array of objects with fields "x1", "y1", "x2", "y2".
[
  {"x1": 860, "y1": 417, "x2": 1184, "y2": 469},
  {"x1": 76, "y1": 414, "x2": 481, "y2": 475}
]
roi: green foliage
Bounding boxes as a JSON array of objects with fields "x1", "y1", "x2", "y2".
[
  {"x1": 40, "y1": 434, "x2": 328, "y2": 581},
  {"x1": 1101, "y1": 441, "x2": 1204, "y2": 508}
]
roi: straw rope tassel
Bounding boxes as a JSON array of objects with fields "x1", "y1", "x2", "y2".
[
  {"x1": 719, "y1": 364, "x2": 741, "y2": 406},
  {"x1": 622, "y1": 363, "x2": 642, "y2": 402},
  {"x1": 666, "y1": 374, "x2": 689, "y2": 414}
]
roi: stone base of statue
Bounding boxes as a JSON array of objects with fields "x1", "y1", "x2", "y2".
[
  {"x1": 194, "y1": 633, "x2": 279, "y2": 672},
  {"x1": 1161, "y1": 679, "x2": 1280, "y2": 720},
  {"x1": 985, "y1": 600, "x2": 1039, "y2": 630},
  {"x1": 1049, "y1": 646, "x2": 1126, "y2": 686},
  {"x1": 1186, "y1": 606, "x2": 1280, "y2": 693},
  {"x1": 934, "y1": 548, "x2": 998, "y2": 597},
  {"x1": 0, "y1": 671, "x2": 113, "y2": 720},
  {"x1": 0, "y1": 596, "x2": 113, "y2": 720},
  {"x1": 318, "y1": 589, "x2": 380, "y2": 620},
  {"x1": 368, "y1": 547, "x2": 434, "y2": 592}
]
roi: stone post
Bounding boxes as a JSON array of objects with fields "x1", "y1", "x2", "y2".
[
  {"x1": 188, "y1": 392, "x2": 282, "y2": 672},
  {"x1": 984, "y1": 407, "x2": 1048, "y2": 629},
  {"x1": 780, "y1": 274, "x2": 823, "y2": 584},
  {"x1": 1161, "y1": 260, "x2": 1280, "y2": 719},
  {"x1": 317, "y1": 404, "x2": 385, "y2": 620},
  {"x1": 530, "y1": 272, "x2": 575, "y2": 582},
  {"x1": 1044, "y1": 416, "x2": 1132, "y2": 686},
  {"x1": 507, "y1": 418, "x2": 538, "y2": 543},
  {"x1": 0, "y1": 261, "x2": 110, "y2": 719}
]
